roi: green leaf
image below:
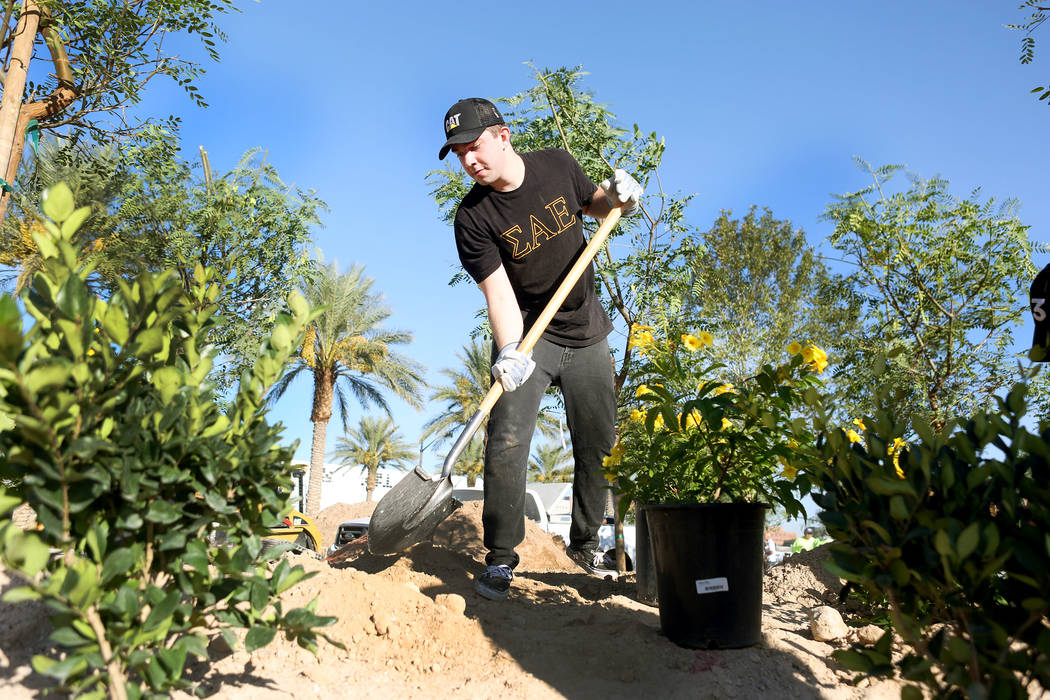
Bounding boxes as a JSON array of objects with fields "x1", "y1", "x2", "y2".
[
  {"x1": 24, "y1": 364, "x2": 70, "y2": 393},
  {"x1": 150, "y1": 366, "x2": 181, "y2": 404},
  {"x1": 934, "y1": 529, "x2": 953, "y2": 558},
  {"x1": 244, "y1": 625, "x2": 276, "y2": 653},
  {"x1": 103, "y1": 302, "x2": 130, "y2": 346},
  {"x1": 60, "y1": 206, "x2": 92, "y2": 239},
  {"x1": 100, "y1": 547, "x2": 136, "y2": 584},
  {"x1": 832, "y1": 649, "x2": 874, "y2": 672},
  {"x1": 42, "y1": 183, "x2": 75, "y2": 224},
  {"x1": 144, "y1": 499, "x2": 180, "y2": 525},
  {"x1": 2, "y1": 586, "x2": 42, "y2": 603},
  {"x1": 142, "y1": 589, "x2": 180, "y2": 631},
  {"x1": 889, "y1": 495, "x2": 909, "y2": 520},
  {"x1": 956, "y1": 522, "x2": 979, "y2": 560}
]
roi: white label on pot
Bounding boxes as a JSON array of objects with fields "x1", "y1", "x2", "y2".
[{"x1": 696, "y1": 577, "x2": 729, "y2": 594}]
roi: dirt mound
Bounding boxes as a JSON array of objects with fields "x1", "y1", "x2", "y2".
[
  {"x1": 764, "y1": 545, "x2": 844, "y2": 608},
  {"x1": 1, "y1": 504, "x2": 908, "y2": 699}
]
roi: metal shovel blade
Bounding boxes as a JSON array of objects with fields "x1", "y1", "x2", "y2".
[{"x1": 367, "y1": 467, "x2": 462, "y2": 554}]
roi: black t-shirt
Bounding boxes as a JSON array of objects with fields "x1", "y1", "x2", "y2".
[
  {"x1": 1031, "y1": 263, "x2": 1050, "y2": 362},
  {"x1": 453, "y1": 149, "x2": 613, "y2": 347}
]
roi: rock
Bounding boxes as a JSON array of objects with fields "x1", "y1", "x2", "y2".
[
  {"x1": 372, "y1": 610, "x2": 394, "y2": 636},
  {"x1": 810, "y1": 605, "x2": 849, "y2": 642},
  {"x1": 435, "y1": 593, "x2": 466, "y2": 616},
  {"x1": 854, "y1": 624, "x2": 884, "y2": 646}
]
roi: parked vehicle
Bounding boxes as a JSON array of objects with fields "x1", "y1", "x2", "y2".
[{"x1": 327, "y1": 517, "x2": 370, "y2": 557}]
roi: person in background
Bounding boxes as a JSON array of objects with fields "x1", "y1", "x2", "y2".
[
  {"x1": 1030, "y1": 262, "x2": 1049, "y2": 362},
  {"x1": 791, "y1": 527, "x2": 819, "y2": 553}
]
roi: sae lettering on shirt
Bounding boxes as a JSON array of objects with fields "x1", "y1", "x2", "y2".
[{"x1": 498, "y1": 196, "x2": 577, "y2": 259}]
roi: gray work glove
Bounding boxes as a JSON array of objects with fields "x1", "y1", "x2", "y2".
[
  {"x1": 600, "y1": 168, "x2": 644, "y2": 215},
  {"x1": 491, "y1": 343, "x2": 536, "y2": 392}
]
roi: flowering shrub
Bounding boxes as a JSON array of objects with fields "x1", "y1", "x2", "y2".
[
  {"x1": 805, "y1": 383, "x2": 1050, "y2": 698},
  {"x1": 604, "y1": 325, "x2": 825, "y2": 517}
]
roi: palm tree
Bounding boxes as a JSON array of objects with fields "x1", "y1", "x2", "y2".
[
  {"x1": 331, "y1": 416, "x2": 416, "y2": 501},
  {"x1": 420, "y1": 339, "x2": 491, "y2": 449},
  {"x1": 528, "y1": 441, "x2": 573, "y2": 483},
  {"x1": 421, "y1": 338, "x2": 561, "y2": 481},
  {"x1": 270, "y1": 261, "x2": 425, "y2": 517}
]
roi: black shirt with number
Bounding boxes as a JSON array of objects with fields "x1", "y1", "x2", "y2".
[
  {"x1": 453, "y1": 149, "x2": 613, "y2": 347},
  {"x1": 1032, "y1": 263, "x2": 1050, "y2": 362}
]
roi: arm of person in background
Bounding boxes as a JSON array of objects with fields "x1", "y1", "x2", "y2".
[{"x1": 479, "y1": 265, "x2": 534, "y2": 391}]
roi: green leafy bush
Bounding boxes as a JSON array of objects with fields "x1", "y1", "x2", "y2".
[
  {"x1": 807, "y1": 381, "x2": 1050, "y2": 699},
  {"x1": 0, "y1": 184, "x2": 337, "y2": 698}
]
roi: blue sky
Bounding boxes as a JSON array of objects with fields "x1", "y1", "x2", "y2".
[{"x1": 140, "y1": 1, "x2": 1049, "y2": 470}]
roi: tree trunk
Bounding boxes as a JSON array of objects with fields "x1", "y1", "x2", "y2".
[
  {"x1": 0, "y1": 6, "x2": 75, "y2": 223},
  {"x1": 306, "y1": 368, "x2": 335, "y2": 519},
  {"x1": 365, "y1": 464, "x2": 377, "y2": 502},
  {"x1": 0, "y1": 1, "x2": 40, "y2": 186},
  {"x1": 306, "y1": 416, "x2": 328, "y2": 519}
]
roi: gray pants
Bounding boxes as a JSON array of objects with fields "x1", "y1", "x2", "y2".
[{"x1": 482, "y1": 336, "x2": 616, "y2": 569}]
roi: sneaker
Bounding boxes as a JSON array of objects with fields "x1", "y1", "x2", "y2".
[
  {"x1": 475, "y1": 564, "x2": 513, "y2": 600},
  {"x1": 567, "y1": 547, "x2": 618, "y2": 579}
]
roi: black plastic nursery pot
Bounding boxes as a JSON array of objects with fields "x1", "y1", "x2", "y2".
[{"x1": 643, "y1": 502, "x2": 766, "y2": 649}]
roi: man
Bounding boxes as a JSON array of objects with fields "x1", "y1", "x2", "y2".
[
  {"x1": 791, "y1": 527, "x2": 818, "y2": 553},
  {"x1": 438, "y1": 97, "x2": 643, "y2": 601}
]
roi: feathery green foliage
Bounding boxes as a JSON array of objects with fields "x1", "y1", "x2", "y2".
[{"x1": 823, "y1": 160, "x2": 1039, "y2": 429}]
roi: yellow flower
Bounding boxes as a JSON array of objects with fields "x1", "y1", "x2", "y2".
[
  {"x1": 778, "y1": 457, "x2": 798, "y2": 481},
  {"x1": 602, "y1": 442, "x2": 625, "y2": 468},
  {"x1": 635, "y1": 384, "x2": 652, "y2": 398},
  {"x1": 653, "y1": 413, "x2": 665, "y2": 430},
  {"x1": 846, "y1": 429, "x2": 862, "y2": 444},
  {"x1": 629, "y1": 408, "x2": 646, "y2": 422},
  {"x1": 853, "y1": 418, "x2": 866, "y2": 431},
  {"x1": 684, "y1": 410, "x2": 703, "y2": 429},
  {"x1": 888, "y1": 437, "x2": 907, "y2": 479},
  {"x1": 801, "y1": 344, "x2": 828, "y2": 373},
  {"x1": 720, "y1": 417, "x2": 733, "y2": 431},
  {"x1": 787, "y1": 341, "x2": 802, "y2": 355},
  {"x1": 628, "y1": 329, "x2": 655, "y2": 351},
  {"x1": 697, "y1": 331, "x2": 714, "y2": 347},
  {"x1": 681, "y1": 334, "x2": 702, "y2": 352},
  {"x1": 713, "y1": 383, "x2": 735, "y2": 396}
]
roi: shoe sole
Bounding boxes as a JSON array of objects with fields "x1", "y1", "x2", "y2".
[{"x1": 475, "y1": 580, "x2": 510, "y2": 601}]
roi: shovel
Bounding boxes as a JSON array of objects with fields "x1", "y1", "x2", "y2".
[{"x1": 368, "y1": 206, "x2": 624, "y2": 554}]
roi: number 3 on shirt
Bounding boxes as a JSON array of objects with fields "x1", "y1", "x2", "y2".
[{"x1": 1034, "y1": 298, "x2": 1047, "y2": 322}]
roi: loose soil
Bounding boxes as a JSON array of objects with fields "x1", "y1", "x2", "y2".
[{"x1": 0, "y1": 501, "x2": 912, "y2": 698}]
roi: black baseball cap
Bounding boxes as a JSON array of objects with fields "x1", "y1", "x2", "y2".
[{"x1": 438, "y1": 97, "x2": 505, "y2": 160}]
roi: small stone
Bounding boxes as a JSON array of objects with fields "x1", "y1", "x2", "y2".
[
  {"x1": 854, "y1": 624, "x2": 884, "y2": 646},
  {"x1": 372, "y1": 610, "x2": 394, "y2": 636},
  {"x1": 435, "y1": 593, "x2": 467, "y2": 616},
  {"x1": 810, "y1": 605, "x2": 849, "y2": 642}
]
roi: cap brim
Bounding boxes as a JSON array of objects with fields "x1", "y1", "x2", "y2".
[{"x1": 438, "y1": 127, "x2": 485, "y2": 160}]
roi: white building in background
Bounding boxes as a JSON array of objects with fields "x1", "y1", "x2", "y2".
[{"x1": 291, "y1": 460, "x2": 409, "y2": 510}]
